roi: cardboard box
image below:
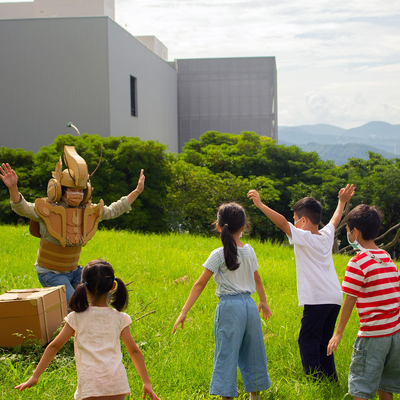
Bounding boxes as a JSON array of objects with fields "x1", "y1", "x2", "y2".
[{"x1": 0, "y1": 286, "x2": 67, "y2": 347}]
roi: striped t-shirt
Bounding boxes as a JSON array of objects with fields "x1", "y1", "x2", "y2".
[{"x1": 341, "y1": 249, "x2": 400, "y2": 338}]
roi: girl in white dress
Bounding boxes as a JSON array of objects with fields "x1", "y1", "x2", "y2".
[{"x1": 15, "y1": 259, "x2": 160, "y2": 400}]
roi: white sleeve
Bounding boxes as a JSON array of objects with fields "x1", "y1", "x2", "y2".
[
  {"x1": 120, "y1": 312, "x2": 132, "y2": 332},
  {"x1": 65, "y1": 312, "x2": 77, "y2": 330},
  {"x1": 10, "y1": 194, "x2": 42, "y2": 222},
  {"x1": 249, "y1": 245, "x2": 259, "y2": 272},
  {"x1": 203, "y1": 249, "x2": 223, "y2": 274},
  {"x1": 101, "y1": 196, "x2": 132, "y2": 221},
  {"x1": 287, "y1": 222, "x2": 313, "y2": 246},
  {"x1": 320, "y1": 223, "x2": 335, "y2": 243}
]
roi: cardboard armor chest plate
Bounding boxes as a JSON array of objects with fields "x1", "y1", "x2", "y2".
[
  {"x1": 0, "y1": 286, "x2": 67, "y2": 347},
  {"x1": 35, "y1": 198, "x2": 104, "y2": 247}
]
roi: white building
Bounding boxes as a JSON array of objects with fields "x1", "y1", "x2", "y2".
[{"x1": 0, "y1": 0, "x2": 277, "y2": 154}]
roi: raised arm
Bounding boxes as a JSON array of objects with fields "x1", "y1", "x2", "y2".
[
  {"x1": 0, "y1": 163, "x2": 21, "y2": 204},
  {"x1": 121, "y1": 327, "x2": 160, "y2": 400},
  {"x1": 14, "y1": 323, "x2": 75, "y2": 391},
  {"x1": 254, "y1": 270, "x2": 272, "y2": 320},
  {"x1": 127, "y1": 169, "x2": 145, "y2": 205},
  {"x1": 329, "y1": 184, "x2": 355, "y2": 228},
  {"x1": 172, "y1": 268, "x2": 214, "y2": 333},
  {"x1": 327, "y1": 294, "x2": 357, "y2": 356},
  {"x1": 247, "y1": 190, "x2": 291, "y2": 237}
]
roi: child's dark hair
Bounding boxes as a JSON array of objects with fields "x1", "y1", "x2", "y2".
[
  {"x1": 344, "y1": 204, "x2": 382, "y2": 241},
  {"x1": 293, "y1": 197, "x2": 322, "y2": 225},
  {"x1": 69, "y1": 259, "x2": 128, "y2": 312},
  {"x1": 217, "y1": 203, "x2": 248, "y2": 271}
]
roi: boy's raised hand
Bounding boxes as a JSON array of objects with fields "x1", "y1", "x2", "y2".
[
  {"x1": 247, "y1": 190, "x2": 263, "y2": 208},
  {"x1": 330, "y1": 183, "x2": 356, "y2": 228},
  {"x1": 338, "y1": 184, "x2": 355, "y2": 203}
]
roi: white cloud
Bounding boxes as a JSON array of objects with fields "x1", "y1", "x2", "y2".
[{"x1": 1, "y1": 0, "x2": 400, "y2": 127}]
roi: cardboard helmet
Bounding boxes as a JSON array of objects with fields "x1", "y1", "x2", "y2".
[{"x1": 47, "y1": 146, "x2": 92, "y2": 204}]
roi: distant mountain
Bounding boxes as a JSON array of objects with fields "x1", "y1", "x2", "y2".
[
  {"x1": 286, "y1": 121, "x2": 400, "y2": 138},
  {"x1": 346, "y1": 121, "x2": 400, "y2": 138},
  {"x1": 278, "y1": 128, "x2": 360, "y2": 146},
  {"x1": 305, "y1": 143, "x2": 394, "y2": 165},
  {"x1": 278, "y1": 121, "x2": 400, "y2": 164},
  {"x1": 291, "y1": 124, "x2": 346, "y2": 136}
]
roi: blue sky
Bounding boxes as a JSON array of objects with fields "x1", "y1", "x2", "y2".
[
  {"x1": 115, "y1": 0, "x2": 400, "y2": 128},
  {"x1": 2, "y1": 0, "x2": 400, "y2": 128}
]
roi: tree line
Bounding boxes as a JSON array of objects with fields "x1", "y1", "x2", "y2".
[{"x1": 1, "y1": 131, "x2": 400, "y2": 254}]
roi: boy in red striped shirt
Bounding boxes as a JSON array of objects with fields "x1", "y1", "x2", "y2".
[{"x1": 327, "y1": 205, "x2": 400, "y2": 400}]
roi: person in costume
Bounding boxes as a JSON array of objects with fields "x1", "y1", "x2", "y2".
[{"x1": 0, "y1": 145, "x2": 145, "y2": 303}]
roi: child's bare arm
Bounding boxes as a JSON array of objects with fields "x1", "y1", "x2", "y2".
[
  {"x1": 14, "y1": 323, "x2": 75, "y2": 391},
  {"x1": 327, "y1": 294, "x2": 357, "y2": 355},
  {"x1": 121, "y1": 327, "x2": 160, "y2": 400},
  {"x1": 173, "y1": 268, "x2": 213, "y2": 333},
  {"x1": 329, "y1": 184, "x2": 355, "y2": 228},
  {"x1": 254, "y1": 271, "x2": 272, "y2": 320},
  {"x1": 247, "y1": 190, "x2": 291, "y2": 237}
]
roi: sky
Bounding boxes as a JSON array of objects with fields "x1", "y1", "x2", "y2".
[
  {"x1": 114, "y1": 0, "x2": 400, "y2": 128},
  {"x1": 3, "y1": 0, "x2": 400, "y2": 128}
]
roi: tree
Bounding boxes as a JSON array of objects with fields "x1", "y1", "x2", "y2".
[
  {"x1": 0, "y1": 147, "x2": 36, "y2": 224},
  {"x1": 165, "y1": 160, "x2": 279, "y2": 237},
  {"x1": 179, "y1": 131, "x2": 341, "y2": 240},
  {"x1": 1, "y1": 135, "x2": 173, "y2": 233}
]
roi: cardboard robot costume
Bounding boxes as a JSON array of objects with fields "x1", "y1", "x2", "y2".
[
  {"x1": 1, "y1": 142, "x2": 145, "y2": 303},
  {"x1": 31, "y1": 146, "x2": 104, "y2": 272}
]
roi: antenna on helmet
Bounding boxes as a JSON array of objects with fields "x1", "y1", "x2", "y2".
[
  {"x1": 67, "y1": 122, "x2": 80, "y2": 136},
  {"x1": 89, "y1": 145, "x2": 103, "y2": 179}
]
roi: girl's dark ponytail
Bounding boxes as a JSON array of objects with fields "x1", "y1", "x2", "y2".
[
  {"x1": 221, "y1": 223, "x2": 240, "y2": 271},
  {"x1": 110, "y1": 277, "x2": 128, "y2": 312},
  {"x1": 217, "y1": 203, "x2": 248, "y2": 271},
  {"x1": 71, "y1": 259, "x2": 129, "y2": 312},
  {"x1": 69, "y1": 282, "x2": 89, "y2": 312}
]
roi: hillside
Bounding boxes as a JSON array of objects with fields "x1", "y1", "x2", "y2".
[
  {"x1": 281, "y1": 142, "x2": 397, "y2": 165},
  {"x1": 279, "y1": 121, "x2": 400, "y2": 164},
  {"x1": 0, "y1": 225, "x2": 365, "y2": 400}
]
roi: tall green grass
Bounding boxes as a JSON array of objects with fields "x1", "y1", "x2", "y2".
[{"x1": 0, "y1": 225, "x2": 399, "y2": 399}]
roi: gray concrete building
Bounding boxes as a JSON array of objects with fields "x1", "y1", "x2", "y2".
[
  {"x1": 0, "y1": 0, "x2": 277, "y2": 154},
  {"x1": 0, "y1": 16, "x2": 178, "y2": 153},
  {"x1": 177, "y1": 57, "x2": 277, "y2": 151}
]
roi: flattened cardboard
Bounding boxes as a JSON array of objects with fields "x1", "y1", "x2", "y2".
[{"x1": 0, "y1": 286, "x2": 67, "y2": 347}]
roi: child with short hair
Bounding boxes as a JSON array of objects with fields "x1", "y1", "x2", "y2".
[
  {"x1": 15, "y1": 259, "x2": 160, "y2": 400},
  {"x1": 328, "y1": 205, "x2": 400, "y2": 400},
  {"x1": 173, "y1": 202, "x2": 272, "y2": 400},
  {"x1": 248, "y1": 185, "x2": 355, "y2": 380}
]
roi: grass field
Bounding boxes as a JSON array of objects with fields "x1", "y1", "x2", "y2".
[{"x1": 0, "y1": 225, "x2": 399, "y2": 400}]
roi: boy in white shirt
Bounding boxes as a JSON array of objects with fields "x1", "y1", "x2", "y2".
[{"x1": 248, "y1": 185, "x2": 354, "y2": 380}]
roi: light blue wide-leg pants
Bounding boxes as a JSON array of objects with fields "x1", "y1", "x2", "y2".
[{"x1": 209, "y1": 293, "x2": 271, "y2": 397}]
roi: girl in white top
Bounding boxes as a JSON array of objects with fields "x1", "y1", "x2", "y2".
[
  {"x1": 173, "y1": 203, "x2": 272, "y2": 400},
  {"x1": 15, "y1": 259, "x2": 160, "y2": 400}
]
